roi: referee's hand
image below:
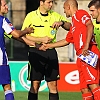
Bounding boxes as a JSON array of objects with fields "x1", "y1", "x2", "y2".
[
  {"x1": 52, "y1": 21, "x2": 64, "y2": 29},
  {"x1": 41, "y1": 36, "x2": 52, "y2": 43}
]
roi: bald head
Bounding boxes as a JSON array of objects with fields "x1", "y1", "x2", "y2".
[
  {"x1": 64, "y1": 0, "x2": 78, "y2": 8},
  {"x1": 63, "y1": 0, "x2": 78, "y2": 18}
]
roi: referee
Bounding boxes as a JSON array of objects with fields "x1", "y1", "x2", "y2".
[
  {"x1": 22, "y1": 0, "x2": 71, "y2": 100},
  {"x1": 88, "y1": 0, "x2": 100, "y2": 50}
]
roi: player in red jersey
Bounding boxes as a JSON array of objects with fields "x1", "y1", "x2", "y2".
[{"x1": 39, "y1": 0, "x2": 100, "y2": 100}]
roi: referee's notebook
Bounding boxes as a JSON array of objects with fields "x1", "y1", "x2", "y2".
[{"x1": 78, "y1": 50, "x2": 98, "y2": 68}]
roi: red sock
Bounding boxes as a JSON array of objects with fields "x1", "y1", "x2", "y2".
[
  {"x1": 82, "y1": 92, "x2": 93, "y2": 100},
  {"x1": 92, "y1": 87, "x2": 100, "y2": 100}
]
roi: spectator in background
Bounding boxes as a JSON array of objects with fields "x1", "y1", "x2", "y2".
[
  {"x1": 88, "y1": 0, "x2": 100, "y2": 50},
  {"x1": 39, "y1": 0, "x2": 100, "y2": 100},
  {"x1": 22, "y1": 0, "x2": 71, "y2": 100},
  {"x1": 0, "y1": 0, "x2": 33, "y2": 100}
]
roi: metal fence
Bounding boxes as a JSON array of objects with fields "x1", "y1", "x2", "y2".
[{"x1": 5, "y1": 9, "x2": 28, "y2": 61}]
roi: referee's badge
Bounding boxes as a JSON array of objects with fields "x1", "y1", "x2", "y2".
[{"x1": 51, "y1": 29, "x2": 57, "y2": 35}]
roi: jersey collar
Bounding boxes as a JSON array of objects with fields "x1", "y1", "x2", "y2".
[{"x1": 36, "y1": 8, "x2": 53, "y2": 17}]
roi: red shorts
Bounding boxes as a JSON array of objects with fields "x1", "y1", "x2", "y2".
[{"x1": 77, "y1": 45, "x2": 100, "y2": 89}]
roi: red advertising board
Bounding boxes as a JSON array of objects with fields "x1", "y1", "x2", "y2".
[{"x1": 58, "y1": 63, "x2": 80, "y2": 92}]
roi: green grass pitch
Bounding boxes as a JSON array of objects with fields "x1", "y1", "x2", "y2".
[{"x1": 0, "y1": 91, "x2": 82, "y2": 100}]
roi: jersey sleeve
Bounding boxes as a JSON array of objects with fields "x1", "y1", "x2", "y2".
[
  {"x1": 59, "y1": 14, "x2": 70, "y2": 22},
  {"x1": 76, "y1": 10, "x2": 91, "y2": 25},
  {"x1": 53, "y1": 11, "x2": 70, "y2": 22},
  {"x1": 66, "y1": 30, "x2": 74, "y2": 43},
  {"x1": 2, "y1": 18, "x2": 15, "y2": 34}
]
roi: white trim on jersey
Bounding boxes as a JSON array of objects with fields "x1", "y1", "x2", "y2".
[
  {"x1": 5, "y1": 52, "x2": 8, "y2": 65},
  {"x1": 81, "y1": 15, "x2": 90, "y2": 24},
  {"x1": 2, "y1": 18, "x2": 13, "y2": 34},
  {"x1": 0, "y1": 48, "x2": 3, "y2": 65},
  {"x1": 73, "y1": 14, "x2": 79, "y2": 22},
  {"x1": 0, "y1": 48, "x2": 8, "y2": 65},
  {"x1": 86, "y1": 67, "x2": 95, "y2": 81},
  {"x1": 80, "y1": 33, "x2": 83, "y2": 48}
]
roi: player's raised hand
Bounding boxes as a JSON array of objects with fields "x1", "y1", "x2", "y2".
[
  {"x1": 24, "y1": 27, "x2": 34, "y2": 34},
  {"x1": 11, "y1": 27, "x2": 34, "y2": 38}
]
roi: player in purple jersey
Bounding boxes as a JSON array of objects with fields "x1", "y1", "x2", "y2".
[{"x1": 0, "y1": 0, "x2": 33, "y2": 100}]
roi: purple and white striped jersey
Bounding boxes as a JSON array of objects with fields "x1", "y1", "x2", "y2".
[{"x1": 0, "y1": 15, "x2": 14, "y2": 65}]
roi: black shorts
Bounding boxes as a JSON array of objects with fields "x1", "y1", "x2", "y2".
[{"x1": 27, "y1": 48, "x2": 60, "y2": 82}]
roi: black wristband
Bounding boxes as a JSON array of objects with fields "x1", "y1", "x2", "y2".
[{"x1": 61, "y1": 21, "x2": 65, "y2": 26}]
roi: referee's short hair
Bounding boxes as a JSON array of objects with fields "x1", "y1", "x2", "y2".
[
  {"x1": 40, "y1": 0, "x2": 54, "y2": 2},
  {"x1": 40, "y1": 0, "x2": 46, "y2": 2}
]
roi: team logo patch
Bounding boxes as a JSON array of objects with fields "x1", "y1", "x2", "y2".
[
  {"x1": 51, "y1": 30, "x2": 57, "y2": 35},
  {"x1": 9, "y1": 23, "x2": 14, "y2": 28},
  {"x1": 81, "y1": 15, "x2": 90, "y2": 24}
]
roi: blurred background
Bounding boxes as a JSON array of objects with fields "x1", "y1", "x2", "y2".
[{"x1": 5, "y1": 0, "x2": 91, "y2": 62}]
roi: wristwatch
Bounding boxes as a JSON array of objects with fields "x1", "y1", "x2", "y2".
[{"x1": 61, "y1": 20, "x2": 65, "y2": 26}]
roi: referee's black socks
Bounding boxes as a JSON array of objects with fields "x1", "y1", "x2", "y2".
[
  {"x1": 28, "y1": 91, "x2": 59, "y2": 100},
  {"x1": 28, "y1": 92, "x2": 38, "y2": 100},
  {"x1": 49, "y1": 92, "x2": 59, "y2": 100}
]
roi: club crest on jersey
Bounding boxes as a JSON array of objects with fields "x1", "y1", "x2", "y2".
[
  {"x1": 9, "y1": 23, "x2": 13, "y2": 28},
  {"x1": 81, "y1": 15, "x2": 90, "y2": 24}
]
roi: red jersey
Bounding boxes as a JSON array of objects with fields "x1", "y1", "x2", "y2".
[{"x1": 66, "y1": 10, "x2": 96, "y2": 55}]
